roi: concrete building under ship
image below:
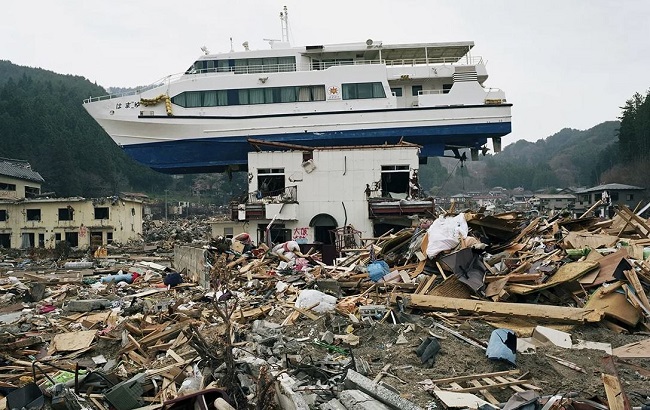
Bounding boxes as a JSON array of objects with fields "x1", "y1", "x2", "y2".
[{"x1": 212, "y1": 141, "x2": 436, "y2": 263}]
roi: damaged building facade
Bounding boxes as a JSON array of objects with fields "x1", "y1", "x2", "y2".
[
  {"x1": 224, "y1": 144, "x2": 434, "y2": 252},
  {"x1": 0, "y1": 158, "x2": 144, "y2": 249}
]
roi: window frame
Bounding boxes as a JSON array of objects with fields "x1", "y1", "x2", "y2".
[
  {"x1": 94, "y1": 207, "x2": 110, "y2": 220},
  {"x1": 26, "y1": 209, "x2": 41, "y2": 221},
  {"x1": 411, "y1": 85, "x2": 423, "y2": 96}
]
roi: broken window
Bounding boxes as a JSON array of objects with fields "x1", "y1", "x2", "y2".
[
  {"x1": 257, "y1": 168, "x2": 285, "y2": 198},
  {"x1": 58, "y1": 207, "x2": 74, "y2": 221},
  {"x1": 38, "y1": 233, "x2": 45, "y2": 248},
  {"x1": 107, "y1": 232, "x2": 113, "y2": 244},
  {"x1": 65, "y1": 232, "x2": 79, "y2": 247},
  {"x1": 0, "y1": 233, "x2": 10, "y2": 248},
  {"x1": 257, "y1": 223, "x2": 290, "y2": 245},
  {"x1": 90, "y1": 231, "x2": 103, "y2": 247},
  {"x1": 0, "y1": 183, "x2": 16, "y2": 191},
  {"x1": 55, "y1": 233, "x2": 61, "y2": 243},
  {"x1": 26, "y1": 209, "x2": 41, "y2": 221},
  {"x1": 25, "y1": 186, "x2": 40, "y2": 198},
  {"x1": 0, "y1": 210, "x2": 7, "y2": 221},
  {"x1": 610, "y1": 192, "x2": 619, "y2": 202},
  {"x1": 94, "y1": 207, "x2": 109, "y2": 219},
  {"x1": 380, "y1": 165, "x2": 410, "y2": 199}
]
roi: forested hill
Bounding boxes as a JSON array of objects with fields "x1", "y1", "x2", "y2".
[
  {"x1": 481, "y1": 121, "x2": 620, "y2": 190},
  {"x1": 0, "y1": 60, "x2": 171, "y2": 197}
]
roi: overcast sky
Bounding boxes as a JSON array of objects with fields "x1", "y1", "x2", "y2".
[{"x1": 2, "y1": 1, "x2": 648, "y2": 147}]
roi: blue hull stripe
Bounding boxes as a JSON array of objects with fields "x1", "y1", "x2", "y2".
[{"x1": 124, "y1": 122, "x2": 511, "y2": 173}]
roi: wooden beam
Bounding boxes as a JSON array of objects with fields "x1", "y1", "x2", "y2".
[
  {"x1": 579, "y1": 199, "x2": 603, "y2": 219},
  {"x1": 430, "y1": 370, "x2": 520, "y2": 384},
  {"x1": 402, "y1": 294, "x2": 604, "y2": 323},
  {"x1": 602, "y1": 373, "x2": 629, "y2": 410}
]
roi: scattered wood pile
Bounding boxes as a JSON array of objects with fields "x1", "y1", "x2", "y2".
[{"x1": 0, "y1": 206, "x2": 649, "y2": 409}]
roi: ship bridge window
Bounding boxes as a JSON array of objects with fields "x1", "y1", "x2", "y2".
[
  {"x1": 391, "y1": 87, "x2": 403, "y2": 97},
  {"x1": 189, "y1": 57, "x2": 296, "y2": 74},
  {"x1": 342, "y1": 82, "x2": 386, "y2": 100}
]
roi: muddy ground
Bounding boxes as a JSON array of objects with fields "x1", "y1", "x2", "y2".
[{"x1": 280, "y1": 314, "x2": 650, "y2": 408}]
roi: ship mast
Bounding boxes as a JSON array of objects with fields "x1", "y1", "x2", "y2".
[{"x1": 280, "y1": 6, "x2": 289, "y2": 44}]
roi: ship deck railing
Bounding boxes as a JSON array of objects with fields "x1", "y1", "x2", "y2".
[{"x1": 84, "y1": 56, "x2": 484, "y2": 103}]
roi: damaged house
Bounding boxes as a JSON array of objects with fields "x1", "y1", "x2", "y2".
[
  {"x1": 0, "y1": 158, "x2": 144, "y2": 249},
  {"x1": 220, "y1": 142, "x2": 435, "y2": 261}
]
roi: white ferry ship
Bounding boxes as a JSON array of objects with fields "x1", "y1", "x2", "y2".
[{"x1": 83, "y1": 15, "x2": 511, "y2": 173}]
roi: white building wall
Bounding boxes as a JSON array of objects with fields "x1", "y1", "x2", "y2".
[{"x1": 248, "y1": 147, "x2": 420, "y2": 242}]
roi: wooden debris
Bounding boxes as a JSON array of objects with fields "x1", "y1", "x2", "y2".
[{"x1": 403, "y1": 294, "x2": 604, "y2": 323}]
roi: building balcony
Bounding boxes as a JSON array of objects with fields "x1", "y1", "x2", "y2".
[
  {"x1": 230, "y1": 186, "x2": 299, "y2": 221},
  {"x1": 368, "y1": 198, "x2": 435, "y2": 219}
]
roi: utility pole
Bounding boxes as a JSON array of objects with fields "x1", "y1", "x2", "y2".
[{"x1": 164, "y1": 190, "x2": 169, "y2": 221}]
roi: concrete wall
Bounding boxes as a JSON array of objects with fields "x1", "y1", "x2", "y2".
[
  {"x1": 247, "y1": 146, "x2": 420, "y2": 242},
  {"x1": 210, "y1": 220, "x2": 249, "y2": 239},
  {"x1": 0, "y1": 175, "x2": 41, "y2": 200},
  {"x1": 174, "y1": 245, "x2": 210, "y2": 288},
  {"x1": 0, "y1": 197, "x2": 143, "y2": 249}
]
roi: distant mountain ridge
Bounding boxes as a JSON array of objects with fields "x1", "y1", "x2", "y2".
[
  {"x1": 0, "y1": 60, "x2": 171, "y2": 197},
  {"x1": 481, "y1": 121, "x2": 620, "y2": 190}
]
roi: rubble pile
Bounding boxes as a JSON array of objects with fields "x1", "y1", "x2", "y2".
[
  {"x1": 0, "y1": 206, "x2": 649, "y2": 409},
  {"x1": 143, "y1": 217, "x2": 213, "y2": 251}
]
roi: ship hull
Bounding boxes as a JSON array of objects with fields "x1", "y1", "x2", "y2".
[
  {"x1": 123, "y1": 120, "x2": 511, "y2": 173},
  {"x1": 86, "y1": 102, "x2": 511, "y2": 173}
]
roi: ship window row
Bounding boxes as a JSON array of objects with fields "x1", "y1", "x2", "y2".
[
  {"x1": 171, "y1": 85, "x2": 326, "y2": 107},
  {"x1": 342, "y1": 82, "x2": 386, "y2": 100},
  {"x1": 188, "y1": 57, "x2": 297, "y2": 74}
]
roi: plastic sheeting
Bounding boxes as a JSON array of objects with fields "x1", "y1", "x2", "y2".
[{"x1": 425, "y1": 213, "x2": 469, "y2": 258}]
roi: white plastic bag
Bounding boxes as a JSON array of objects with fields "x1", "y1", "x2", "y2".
[
  {"x1": 295, "y1": 289, "x2": 337, "y2": 313},
  {"x1": 426, "y1": 213, "x2": 469, "y2": 258}
]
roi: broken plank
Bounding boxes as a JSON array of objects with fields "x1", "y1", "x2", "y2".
[
  {"x1": 291, "y1": 306, "x2": 320, "y2": 321},
  {"x1": 447, "y1": 379, "x2": 525, "y2": 394},
  {"x1": 493, "y1": 376, "x2": 524, "y2": 393},
  {"x1": 429, "y1": 370, "x2": 520, "y2": 384},
  {"x1": 467, "y1": 379, "x2": 499, "y2": 405},
  {"x1": 602, "y1": 373, "x2": 629, "y2": 410},
  {"x1": 624, "y1": 270, "x2": 650, "y2": 313},
  {"x1": 402, "y1": 294, "x2": 604, "y2": 323}
]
